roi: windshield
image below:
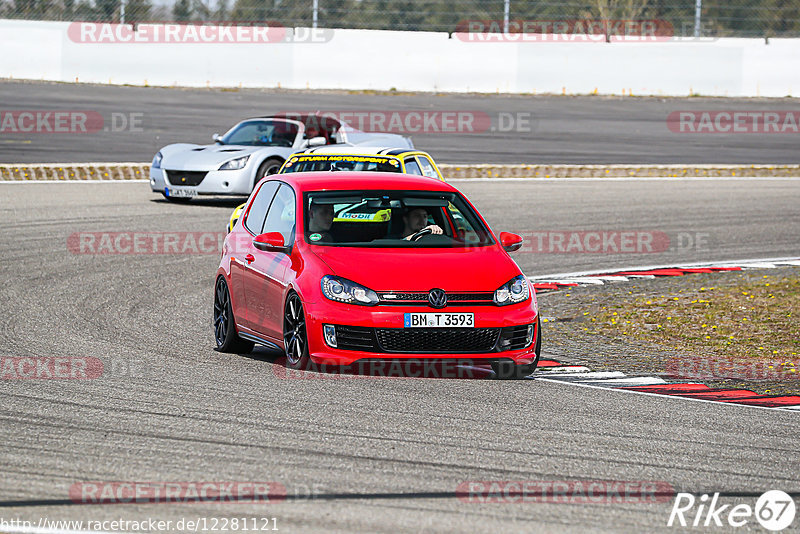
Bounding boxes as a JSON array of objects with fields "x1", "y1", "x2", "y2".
[
  {"x1": 304, "y1": 190, "x2": 493, "y2": 248},
  {"x1": 283, "y1": 155, "x2": 402, "y2": 174},
  {"x1": 220, "y1": 119, "x2": 298, "y2": 147}
]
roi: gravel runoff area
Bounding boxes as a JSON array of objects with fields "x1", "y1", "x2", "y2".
[{"x1": 538, "y1": 266, "x2": 800, "y2": 397}]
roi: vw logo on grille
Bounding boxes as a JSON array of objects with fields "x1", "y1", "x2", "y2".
[{"x1": 428, "y1": 288, "x2": 447, "y2": 309}]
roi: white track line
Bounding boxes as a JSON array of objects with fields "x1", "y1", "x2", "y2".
[
  {"x1": 530, "y1": 256, "x2": 800, "y2": 281},
  {"x1": 535, "y1": 371, "x2": 627, "y2": 380},
  {"x1": 537, "y1": 366, "x2": 592, "y2": 374},
  {"x1": 534, "y1": 377, "x2": 800, "y2": 413},
  {"x1": 577, "y1": 377, "x2": 667, "y2": 387}
]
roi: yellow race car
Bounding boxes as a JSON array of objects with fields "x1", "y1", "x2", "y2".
[{"x1": 227, "y1": 147, "x2": 445, "y2": 232}]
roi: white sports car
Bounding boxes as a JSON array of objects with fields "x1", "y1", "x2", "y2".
[{"x1": 149, "y1": 113, "x2": 413, "y2": 201}]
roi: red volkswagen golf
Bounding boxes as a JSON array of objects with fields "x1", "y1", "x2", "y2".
[{"x1": 213, "y1": 172, "x2": 541, "y2": 378}]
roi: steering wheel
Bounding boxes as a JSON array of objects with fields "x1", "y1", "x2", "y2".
[{"x1": 408, "y1": 228, "x2": 433, "y2": 241}]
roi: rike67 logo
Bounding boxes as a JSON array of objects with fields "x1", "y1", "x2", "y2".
[{"x1": 668, "y1": 490, "x2": 796, "y2": 531}]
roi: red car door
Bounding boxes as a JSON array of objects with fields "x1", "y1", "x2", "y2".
[
  {"x1": 232, "y1": 180, "x2": 279, "y2": 331},
  {"x1": 243, "y1": 183, "x2": 295, "y2": 342}
]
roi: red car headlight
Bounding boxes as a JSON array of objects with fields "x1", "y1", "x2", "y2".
[
  {"x1": 494, "y1": 275, "x2": 530, "y2": 306},
  {"x1": 321, "y1": 275, "x2": 379, "y2": 306}
]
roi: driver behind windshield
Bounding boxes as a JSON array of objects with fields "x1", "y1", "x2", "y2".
[
  {"x1": 402, "y1": 208, "x2": 443, "y2": 240},
  {"x1": 308, "y1": 201, "x2": 334, "y2": 242}
]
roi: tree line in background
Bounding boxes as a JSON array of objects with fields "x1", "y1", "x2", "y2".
[{"x1": 2, "y1": 0, "x2": 799, "y2": 37}]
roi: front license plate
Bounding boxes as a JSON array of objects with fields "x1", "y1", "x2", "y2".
[
  {"x1": 165, "y1": 187, "x2": 197, "y2": 198},
  {"x1": 404, "y1": 313, "x2": 474, "y2": 328}
]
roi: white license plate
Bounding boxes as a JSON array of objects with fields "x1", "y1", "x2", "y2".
[
  {"x1": 404, "y1": 313, "x2": 474, "y2": 328},
  {"x1": 165, "y1": 187, "x2": 197, "y2": 198}
]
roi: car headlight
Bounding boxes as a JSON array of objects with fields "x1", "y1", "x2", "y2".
[
  {"x1": 219, "y1": 155, "x2": 250, "y2": 171},
  {"x1": 152, "y1": 151, "x2": 163, "y2": 169},
  {"x1": 494, "y1": 275, "x2": 530, "y2": 306},
  {"x1": 321, "y1": 275, "x2": 379, "y2": 306}
]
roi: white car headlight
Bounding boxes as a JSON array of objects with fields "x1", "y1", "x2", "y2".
[
  {"x1": 219, "y1": 155, "x2": 250, "y2": 171},
  {"x1": 152, "y1": 151, "x2": 163, "y2": 169},
  {"x1": 494, "y1": 275, "x2": 530, "y2": 306},
  {"x1": 321, "y1": 275, "x2": 379, "y2": 306}
]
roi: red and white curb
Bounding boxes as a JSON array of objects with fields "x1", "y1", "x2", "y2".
[
  {"x1": 523, "y1": 257, "x2": 800, "y2": 411},
  {"x1": 531, "y1": 359, "x2": 800, "y2": 411},
  {"x1": 528, "y1": 257, "x2": 800, "y2": 293}
]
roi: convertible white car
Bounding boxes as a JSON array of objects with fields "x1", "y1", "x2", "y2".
[{"x1": 149, "y1": 113, "x2": 413, "y2": 201}]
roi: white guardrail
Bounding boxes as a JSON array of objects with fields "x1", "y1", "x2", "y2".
[{"x1": 1, "y1": 19, "x2": 800, "y2": 96}]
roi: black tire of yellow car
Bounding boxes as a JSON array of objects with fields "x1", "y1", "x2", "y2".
[
  {"x1": 283, "y1": 292, "x2": 311, "y2": 370},
  {"x1": 491, "y1": 317, "x2": 542, "y2": 379},
  {"x1": 213, "y1": 277, "x2": 255, "y2": 354}
]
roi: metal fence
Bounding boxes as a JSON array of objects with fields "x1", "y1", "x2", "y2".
[{"x1": 2, "y1": 0, "x2": 799, "y2": 38}]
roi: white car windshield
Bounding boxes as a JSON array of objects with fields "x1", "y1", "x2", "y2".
[{"x1": 220, "y1": 119, "x2": 298, "y2": 147}]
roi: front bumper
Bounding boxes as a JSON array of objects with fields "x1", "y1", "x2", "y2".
[
  {"x1": 149, "y1": 167, "x2": 253, "y2": 196},
  {"x1": 303, "y1": 300, "x2": 539, "y2": 366}
]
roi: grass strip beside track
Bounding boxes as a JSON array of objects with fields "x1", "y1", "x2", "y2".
[
  {"x1": 2, "y1": 163, "x2": 799, "y2": 181},
  {"x1": 589, "y1": 273, "x2": 800, "y2": 387}
]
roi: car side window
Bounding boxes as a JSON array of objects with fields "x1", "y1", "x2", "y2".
[
  {"x1": 262, "y1": 184, "x2": 297, "y2": 244},
  {"x1": 416, "y1": 156, "x2": 439, "y2": 179},
  {"x1": 404, "y1": 158, "x2": 422, "y2": 175},
  {"x1": 244, "y1": 181, "x2": 279, "y2": 235}
]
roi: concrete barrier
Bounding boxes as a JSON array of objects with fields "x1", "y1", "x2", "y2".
[
  {"x1": 1, "y1": 19, "x2": 800, "y2": 96},
  {"x1": 2, "y1": 162, "x2": 797, "y2": 181}
]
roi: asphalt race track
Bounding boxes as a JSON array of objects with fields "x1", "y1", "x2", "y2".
[
  {"x1": 2, "y1": 80, "x2": 800, "y2": 164},
  {"x1": 1, "y1": 179, "x2": 799, "y2": 532}
]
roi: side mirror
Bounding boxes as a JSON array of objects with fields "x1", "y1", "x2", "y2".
[
  {"x1": 499, "y1": 232, "x2": 523, "y2": 253},
  {"x1": 253, "y1": 232, "x2": 291, "y2": 254},
  {"x1": 212, "y1": 133, "x2": 222, "y2": 143},
  {"x1": 307, "y1": 136, "x2": 326, "y2": 147}
]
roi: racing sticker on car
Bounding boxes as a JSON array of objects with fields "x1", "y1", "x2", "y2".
[{"x1": 295, "y1": 155, "x2": 395, "y2": 165}]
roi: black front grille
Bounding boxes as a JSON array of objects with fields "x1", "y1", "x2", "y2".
[
  {"x1": 165, "y1": 170, "x2": 207, "y2": 186},
  {"x1": 499, "y1": 325, "x2": 533, "y2": 351},
  {"x1": 376, "y1": 327, "x2": 500, "y2": 353},
  {"x1": 332, "y1": 324, "x2": 533, "y2": 354}
]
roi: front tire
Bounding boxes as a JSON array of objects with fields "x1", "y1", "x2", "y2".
[
  {"x1": 283, "y1": 292, "x2": 310, "y2": 370},
  {"x1": 213, "y1": 277, "x2": 254, "y2": 353}
]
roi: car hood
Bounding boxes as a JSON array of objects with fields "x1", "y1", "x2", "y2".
[
  {"x1": 159, "y1": 144, "x2": 263, "y2": 170},
  {"x1": 309, "y1": 245, "x2": 521, "y2": 292}
]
